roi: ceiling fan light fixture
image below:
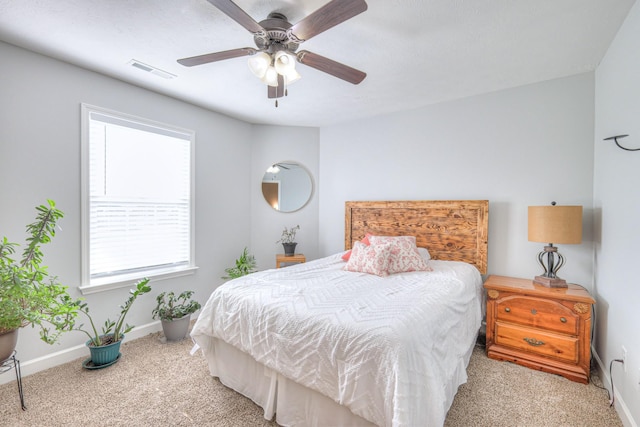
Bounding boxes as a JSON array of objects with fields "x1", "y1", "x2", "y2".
[
  {"x1": 274, "y1": 51, "x2": 296, "y2": 75},
  {"x1": 247, "y1": 51, "x2": 271, "y2": 78},
  {"x1": 261, "y1": 66, "x2": 279, "y2": 87},
  {"x1": 283, "y1": 69, "x2": 302, "y2": 85}
]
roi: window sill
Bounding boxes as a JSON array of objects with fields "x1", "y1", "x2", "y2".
[{"x1": 79, "y1": 266, "x2": 199, "y2": 295}]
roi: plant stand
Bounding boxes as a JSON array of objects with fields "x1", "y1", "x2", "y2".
[
  {"x1": 1, "y1": 351, "x2": 26, "y2": 410},
  {"x1": 276, "y1": 253, "x2": 306, "y2": 268}
]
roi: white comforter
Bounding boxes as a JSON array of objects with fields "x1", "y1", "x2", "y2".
[{"x1": 191, "y1": 253, "x2": 483, "y2": 427}]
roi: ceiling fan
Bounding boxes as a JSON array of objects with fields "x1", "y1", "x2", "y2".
[
  {"x1": 266, "y1": 162, "x2": 295, "y2": 173},
  {"x1": 177, "y1": 0, "x2": 368, "y2": 105}
]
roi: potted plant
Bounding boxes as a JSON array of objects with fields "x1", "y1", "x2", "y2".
[
  {"x1": 222, "y1": 247, "x2": 257, "y2": 280},
  {"x1": 73, "y1": 278, "x2": 151, "y2": 368},
  {"x1": 276, "y1": 225, "x2": 300, "y2": 256},
  {"x1": 152, "y1": 290, "x2": 201, "y2": 342},
  {"x1": 0, "y1": 200, "x2": 81, "y2": 362}
]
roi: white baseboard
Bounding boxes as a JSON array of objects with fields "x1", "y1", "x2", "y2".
[
  {"x1": 0, "y1": 321, "x2": 162, "y2": 386},
  {"x1": 592, "y1": 346, "x2": 638, "y2": 427}
]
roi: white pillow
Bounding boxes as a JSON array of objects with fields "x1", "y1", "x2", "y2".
[{"x1": 418, "y1": 247, "x2": 431, "y2": 261}]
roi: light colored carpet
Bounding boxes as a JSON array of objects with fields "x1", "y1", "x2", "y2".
[
  {"x1": 445, "y1": 344, "x2": 622, "y2": 427},
  {"x1": 0, "y1": 332, "x2": 622, "y2": 427}
]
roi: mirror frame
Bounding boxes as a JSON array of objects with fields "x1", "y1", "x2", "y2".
[{"x1": 261, "y1": 161, "x2": 313, "y2": 213}]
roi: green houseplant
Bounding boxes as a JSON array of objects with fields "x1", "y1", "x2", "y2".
[
  {"x1": 0, "y1": 200, "x2": 81, "y2": 362},
  {"x1": 222, "y1": 247, "x2": 257, "y2": 280},
  {"x1": 74, "y1": 278, "x2": 151, "y2": 367},
  {"x1": 152, "y1": 290, "x2": 201, "y2": 342}
]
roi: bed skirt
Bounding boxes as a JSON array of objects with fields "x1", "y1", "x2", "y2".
[{"x1": 193, "y1": 335, "x2": 476, "y2": 427}]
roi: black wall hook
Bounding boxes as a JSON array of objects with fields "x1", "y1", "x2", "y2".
[{"x1": 603, "y1": 134, "x2": 640, "y2": 151}]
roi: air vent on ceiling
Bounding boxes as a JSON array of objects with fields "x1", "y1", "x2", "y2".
[{"x1": 128, "y1": 60, "x2": 176, "y2": 80}]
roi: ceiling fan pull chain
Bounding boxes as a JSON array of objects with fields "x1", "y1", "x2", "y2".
[{"x1": 275, "y1": 99, "x2": 278, "y2": 108}]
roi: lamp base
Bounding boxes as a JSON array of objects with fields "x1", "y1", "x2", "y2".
[{"x1": 533, "y1": 275, "x2": 568, "y2": 288}]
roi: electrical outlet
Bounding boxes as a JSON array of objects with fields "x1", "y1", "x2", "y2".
[{"x1": 621, "y1": 346, "x2": 627, "y2": 372}]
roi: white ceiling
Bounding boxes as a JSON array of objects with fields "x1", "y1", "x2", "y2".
[{"x1": 0, "y1": 0, "x2": 635, "y2": 127}]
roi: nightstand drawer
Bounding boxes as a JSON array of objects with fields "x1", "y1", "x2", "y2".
[
  {"x1": 495, "y1": 322, "x2": 578, "y2": 363},
  {"x1": 496, "y1": 296, "x2": 578, "y2": 335}
]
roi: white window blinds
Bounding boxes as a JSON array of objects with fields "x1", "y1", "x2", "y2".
[{"x1": 81, "y1": 104, "x2": 195, "y2": 289}]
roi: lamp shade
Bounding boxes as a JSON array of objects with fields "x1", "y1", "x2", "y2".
[
  {"x1": 528, "y1": 205, "x2": 582, "y2": 244},
  {"x1": 283, "y1": 69, "x2": 301, "y2": 85},
  {"x1": 247, "y1": 52, "x2": 271, "y2": 78},
  {"x1": 274, "y1": 51, "x2": 296, "y2": 75},
  {"x1": 261, "y1": 66, "x2": 279, "y2": 87}
]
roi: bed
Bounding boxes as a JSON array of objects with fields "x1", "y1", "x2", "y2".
[{"x1": 191, "y1": 200, "x2": 489, "y2": 427}]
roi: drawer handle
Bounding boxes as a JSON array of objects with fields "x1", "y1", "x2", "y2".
[
  {"x1": 504, "y1": 307, "x2": 511, "y2": 312},
  {"x1": 523, "y1": 337, "x2": 545, "y2": 347},
  {"x1": 560, "y1": 317, "x2": 567, "y2": 323}
]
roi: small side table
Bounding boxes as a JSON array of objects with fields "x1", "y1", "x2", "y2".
[
  {"x1": 1, "y1": 350, "x2": 26, "y2": 410},
  {"x1": 276, "y1": 253, "x2": 306, "y2": 268}
]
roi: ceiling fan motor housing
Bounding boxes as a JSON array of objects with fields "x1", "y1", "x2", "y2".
[{"x1": 254, "y1": 13, "x2": 299, "y2": 53}]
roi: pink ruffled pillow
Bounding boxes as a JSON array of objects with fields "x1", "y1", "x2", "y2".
[
  {"x1": 368, "y1": 235, "x2": 432, "y2": 274},
  {"x1": 341, "y1": 233, "x2": 373, "y2": 261},
  {"x1": 343, "y1": 241, "x2": 392, "y2": 277}
]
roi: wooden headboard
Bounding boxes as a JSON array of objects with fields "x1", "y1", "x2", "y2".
[{"x1": 345, "y1": 200, "x2": 489, "y2": 274}]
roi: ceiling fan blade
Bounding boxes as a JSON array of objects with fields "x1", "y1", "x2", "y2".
[
  {"x1": 297, "y1": 50, "x2": 366, "y2": 84},
  {"x1": 267, "y1": 75, "x2": 285, "y2": 99},
  {"x1": 177, "y1": 48, "x2": 257, "y2": 67},
  {"x1": 289, "y1": 0, "x2": 367, "y2": 42},
  {"x1": 206, "y1": 0, "x2": 264, "y2": 34}
]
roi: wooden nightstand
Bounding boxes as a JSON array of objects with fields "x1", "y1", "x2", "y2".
[
  {"x1": 276, "y1": 253, "x2": 306, "y2": 268},
  {"x1": 484, "y1": 275, "x2": 595, "y2": 384}
]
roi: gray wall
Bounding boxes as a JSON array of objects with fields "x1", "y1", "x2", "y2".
[
  {"x1": 0, "y1": 41, "x2": 253, "y2": 366},
  {"x1": 250, "y1": 125, "x2": 319, "y2": 270},
  {"x1": 594, "y1": 1, "x2": 640, "y2": 424},
  {"x1": 318, "y1": 73, "x2": 596, "y2": 289}
]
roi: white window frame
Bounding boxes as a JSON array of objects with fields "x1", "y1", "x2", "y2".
[{"x1": 80, "y1": 104, "x2": 196, "y2": 294}]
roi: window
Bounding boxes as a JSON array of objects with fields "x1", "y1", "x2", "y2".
[{"x1": 81, "y1": 104, "x2": 195, "y2": 293}]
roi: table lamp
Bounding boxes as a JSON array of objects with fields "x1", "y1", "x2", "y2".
[{"x1": 528, "y1": 203, "x2": 582, "y2": 288}]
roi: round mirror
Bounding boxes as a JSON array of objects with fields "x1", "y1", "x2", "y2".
[{"x1": 261, "y1": 161, "x2": 313, "y2": 212}]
